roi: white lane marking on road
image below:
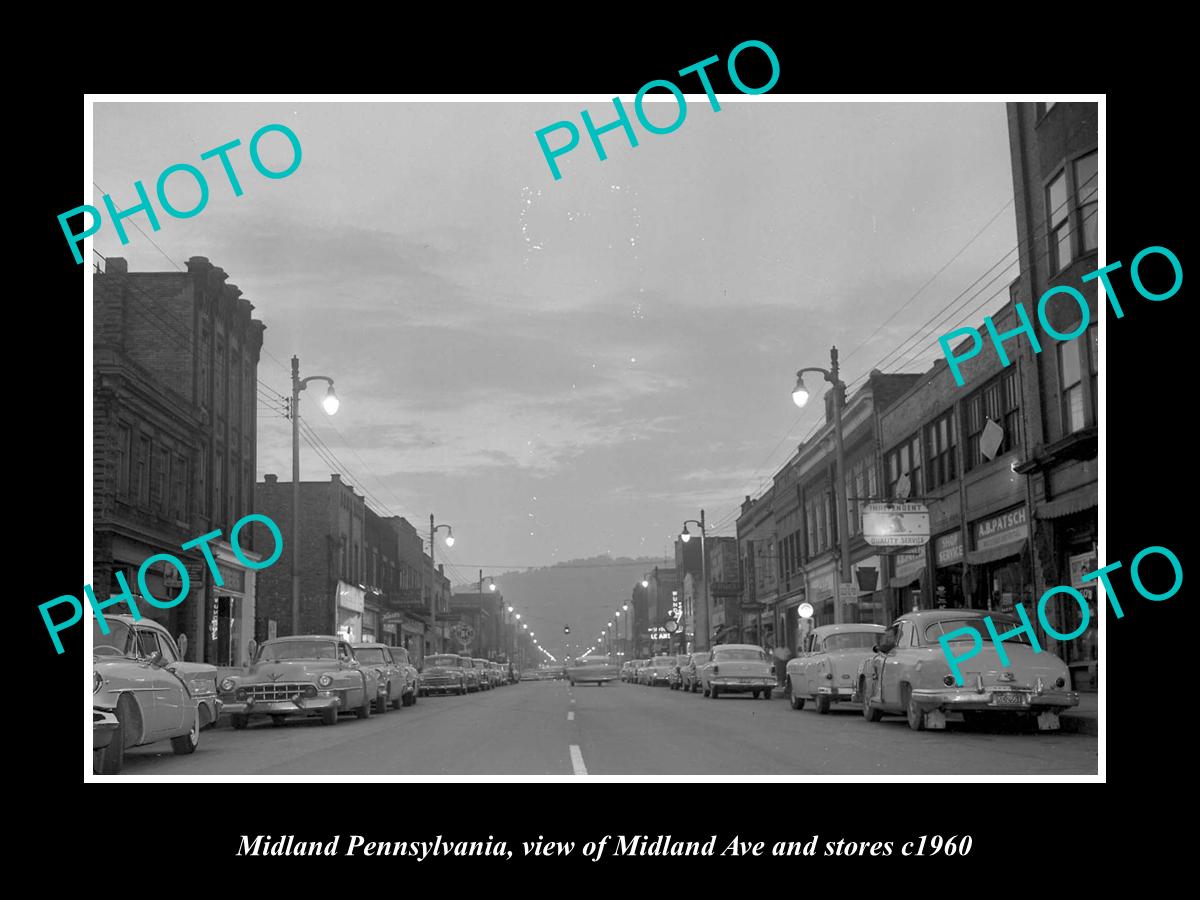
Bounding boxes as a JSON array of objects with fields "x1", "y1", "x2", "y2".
[
  {"x1": 569, "y1": 744, "x2": 588, "y2": 775},
  {"x1": 567, "y1": 711, "x2": 575, "y2": 721}
]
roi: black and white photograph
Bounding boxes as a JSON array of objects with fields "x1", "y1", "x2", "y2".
[{"x1": 78, "y1": 92, "x2": 1109, "y2": 780}]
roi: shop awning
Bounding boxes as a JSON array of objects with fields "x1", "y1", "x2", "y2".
[
  {"x1": 966, "y1": 539, "x2": 1026, "y2": 566},
  {"x1": 1037, "y1": 492, "x2": 1097, "y2": 520}
]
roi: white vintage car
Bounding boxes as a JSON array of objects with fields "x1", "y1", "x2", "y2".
[
  {"x1": 219, "y1": 635, "x2": 379, "y2": 728},
  {"x1": 786, "y1": 623, "x2": 885, "y2": 714},
  {"x1": 858, "y1": 610, "x2": 1079, "y2": 731},
  {"x1": 93, "y1": 616, "x2": 215, "y2": 774},
  {"x1": 700, "y1": 644, "x2": 776, "y2": 699}
]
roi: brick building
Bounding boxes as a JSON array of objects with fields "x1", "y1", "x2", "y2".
[
  {"x1": 253, "y1": 474, "x2": 449, "y2": 665},
  {"x1": 92, "y1": 256, "x2": 265, "y2": 666}
]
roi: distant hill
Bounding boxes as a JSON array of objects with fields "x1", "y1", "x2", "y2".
[{"x1": 470, "y1": 555, "x2": 670, "y2": 653}]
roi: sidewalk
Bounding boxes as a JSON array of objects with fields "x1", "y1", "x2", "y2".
[{"x1": 1060, "y1": 691, "x2": 1098, "y2": 736}]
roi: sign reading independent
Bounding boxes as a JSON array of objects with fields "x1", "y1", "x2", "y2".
[{"x1": 863, "y1": 502, "x2": 931, "y2": 547}]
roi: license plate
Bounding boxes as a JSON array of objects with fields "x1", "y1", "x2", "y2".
[{"x1": 992, "y1": 692, "x2": 1030, "y2": 707}]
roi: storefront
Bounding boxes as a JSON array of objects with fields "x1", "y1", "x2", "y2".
[
  {"x1": 933, "y1": 529, "x2": 965, "y2": 610},
  {"x1": 889, "y1": 548, "x2": 927, "y2": 619},
  {"x1": 805, "y1": 568, "x2": 836, "y2": 627},
  {"x1": 966, "y1": 505, "x2": 1031, "y2": 614},
  {"x1": 1038, "y1": 498, "x2": 1098, "y2": 690},
  {"x1": 336, "y1": 581, "x2": 364, "y2": 643}
]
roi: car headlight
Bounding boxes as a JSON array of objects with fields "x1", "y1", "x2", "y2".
[
  {"x1": 93, "y1": 671, "x2": 104, "y2": 694},
  {"x1": 318, "y1": 674, "x2": 334, "y2": 688},
  {"x1": 220, "y1": 676, "x2": 237, "y2": 692},
  {"x1": 1055, "y1": 676, "x2": 1066, "y2": 688},
  {"x1": 943, "y1": 674, "x2": 956, "y2": 686}
]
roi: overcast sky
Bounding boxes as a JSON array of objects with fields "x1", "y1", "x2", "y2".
[{"x1": 93, "y1": 100, "x2": 1017, "y2": 587}]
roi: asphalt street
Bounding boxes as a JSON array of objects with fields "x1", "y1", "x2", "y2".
[{"x1": 121, "y1": 680, "x2": 1098, "y2": 775}]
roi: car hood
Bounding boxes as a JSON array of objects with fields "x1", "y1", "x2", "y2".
[{"x1": 240, "y1": 660, "x2": 345, "y2": 680}]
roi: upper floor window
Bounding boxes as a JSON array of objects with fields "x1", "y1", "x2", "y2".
[
  {"x1": 1047, "y1": 170, "x2": 1071, "y2": 273},
  {"x1": 885, "y1": 436, "x2": 922, "y2": 499},
  {"x1": 924, "y1": 410, "x2": 957, "y2": 490},
  {"x1": 1047, "y1": 149, "x2": 1098, "y2": 273},
  {"x1": 1074, "y1": 151, "x2": 1097, "y2": 255},
  {"x1": 963, "y1": 369, "x2": 1022, "y2": 471},
  {"x1": 1060, "y1": 339, "x2": 1085, "y2": 434}
]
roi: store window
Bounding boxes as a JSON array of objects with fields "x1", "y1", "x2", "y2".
[{"x1": 924, "y1": 410, "x2": 957, "y2": 489}]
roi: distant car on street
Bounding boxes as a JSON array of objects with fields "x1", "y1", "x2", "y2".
[
  {"x1": 566, "y1": 655, "x2": 619, "y2": 686},
  {"x1": 93, "y1": 616, "x2": 207, "y2": 775},
  {"x1": 520, "y1": 668, "x2": 538, "y2": 682},
  {"x1": 219, "y1": 635, "x2": 377, "y2": 729},
  {"x1": 473, "y1": 658, "x2": 493, "y2": 690},
  {"x1": 644, "y1": 655, "x2": 678, "y2": 687},
  {"x1": 680, "y1": 652, "x2": 710, "y2": 693},
  {"x1": 786, "y1": 624, "x2": 885, "y2": 714},
  {"x1": 858, "y1": 609, "x2": 1079, "y2": 731},
  {"x1": 458, "y1": 655, "x2": 482, "y2": 692},
  {"x1": 701, "y1": 644, "x2": 776, "y2": 700},
  {"x1": 420, "y1": 653, "x2": 469, "y2": 695}
]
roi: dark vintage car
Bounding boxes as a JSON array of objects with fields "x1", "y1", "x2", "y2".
[
  {"x1": 93, "y1": 617, "x2": 211, "y2": 775},
  {"x1": 219, "y1": 635, "x2": 379, "y2": 728},
  {"x1": 857, "y1": 609, "x2": 1080, "y2": 731},
  {"x1": 565, "y1": 655, "x2": 619, "y2": 686}
]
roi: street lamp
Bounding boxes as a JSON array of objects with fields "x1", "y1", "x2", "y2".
[
  {"x1": 791, "y1": 345, "x2": 852, "y2": 625},
  {"x1": 680, "y1": 511, "x2": 709, "y2": 651},
  {"x1": 290, "y1": 355, "x2": 338, "y2": 636},
  {"x1": 429, "y1": 517, "x2": 454, "y2": 651}
]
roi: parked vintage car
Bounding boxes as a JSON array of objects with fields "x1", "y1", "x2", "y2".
[
  {"x1": 701, "y1": 644, "x2": 775, "y2": 699},
  {"x1": 636, "y1": 659, "x2": 658, "y2": 685},
  {"x1": 219, "y1": 635, "x2": 378, "y2": 728},
  {"x1": 680, "y1": 652, "x2": 710, "y2": 693},
  {"x1": 667, "y1": 658, "x2": 684, "y2": 690},
  {"x1": 353, "y1": 642, "x2": 409, "y2": 712},
  {"x1": 93, "y1": 616, "x2": 208, "y2": 775},
  {"x1": 459, "y1": 655, "x2": 483, "y2": 692},
  {"x1": 786, "y1": 624, "x2": 886, "y2": 713},
  {"x1": 520, "y1": 668, "x2": 538, "y2": 682},
  {"x1": 389, "y1": 646, "x2": 420, "y2": 705},
  {"x1": 566, "y1": 655, "x2": 619, "y2": 685},
  {"x1": 127, "y1": 615, "x2": 222, "y2": 729},
  {"x1": 421, "y1": 653, "x2": 470, "y2": 695},
  {"x1": 472, "y1": 658, "x2": 493, "y2": 690},
  {"x1": 857, "y1": 609, "x2": 1080, "y2": 731},
  {"x1": 644, "y1": 655, "x2": 678, "y2": 686}
]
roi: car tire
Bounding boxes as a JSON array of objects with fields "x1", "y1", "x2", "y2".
[
  {"x1": 790, "y1": 692, "x2": 805, "y2": 710},
  {"x1": 97, "y1": 695, "x2": 135, "y2": 775},
  {"x1": 320, "y1": 706, "x2": 338, "y2": 726},
  {"x1": 357, "y1": 693, "x2": 372, "y2": 720},
  {"x1": 763, "y1": 689, "x2": 772, "y2": 701},
  {"x1": 375, "y1": 688, "x2": 389, "y2": 715},
  {"x1": 752, "y1": 690, "x2": 760, "y2": 699},
  {"x1": 569, "y1": 681, "x2": 575, "y2": 687},
  {"x1": 401, "y1": 690, "x2": 413, "y2": 708},
  {"x1": 711, "y1": 685, "x2": 720, "y2": 699},
  {"x1": 171, "y1": 707, "x2": 201, "y2": 755},
  {"x1": 231, "y1": 713, "x2": 250, "y2": 730},
  {"x1": 816, "y1": 695, "x2": 831, "y2": 715},
  {"x1": 458, "y1": 683, "x2": 466, "y2": 696},
  {"x1": 861, "y1": 679, "x2": 883, "y2": 722},
  {"x1": 903, "y1": 685, "x2": 924, "y2": 732}
]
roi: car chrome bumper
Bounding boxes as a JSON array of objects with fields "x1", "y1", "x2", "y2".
[
  {"x1": 816, "y1": 686, "x2": 856, "y2": 699},
  {"x1": 712, "y1": 678, "x2": 775, "y2": 690},
  {"x1": 93, "y1": 709, "x2": 120, "y2": 749},
  {"x1": 221, "y1": 693, "x2": 340, "y2": 717},
  {"x1": 911, "y1": 687, "x2": 1079, "y2": 710}
]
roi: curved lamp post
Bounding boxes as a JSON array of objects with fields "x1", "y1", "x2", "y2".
[
  {"x1": 791, "y1": 346, "x2": 852, "y2": 625},
  {"x1": 429, "y1": 517, "x2": 454, "y2": 651}
]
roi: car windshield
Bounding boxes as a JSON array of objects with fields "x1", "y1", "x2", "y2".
[
  {"x1": 823, "y1": 633, "x2": 880, "y2": 651},
  {"x1": 355, "y1": 649, "x2": 387, "y2": 664},
  {"x1": 425, "y1": 656, "x2": 460, "y2": 667},
  {"x1": 923, "y1": 618, "x2": 1029, "y2": 645},
  {"x1": 93, "y1": 619, "x2": 132, "y2": 655},
  {"x1": 257, "y1": 640, "x2": 337, "y2": 661},
  {"x1": 713, "y1": 649, "x2": 766, "y2": 662}
]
